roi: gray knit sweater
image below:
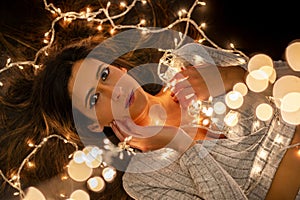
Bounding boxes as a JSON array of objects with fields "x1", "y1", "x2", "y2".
[{"x1": 122, "y1": 48, "x2": 300, "y2": 200}]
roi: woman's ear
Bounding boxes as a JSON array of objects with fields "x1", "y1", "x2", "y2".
[{"x1": 88, "y1": 122, "x2": 104, "y2": 132}]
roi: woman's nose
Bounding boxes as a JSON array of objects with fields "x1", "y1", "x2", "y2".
[{"x1": 111, "y1": 86, "x2": 124, "y2": 102}]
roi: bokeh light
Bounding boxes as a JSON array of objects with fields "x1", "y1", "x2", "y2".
[{"x1": 285, "y1": 41, "x2": 300, "y2": 71}]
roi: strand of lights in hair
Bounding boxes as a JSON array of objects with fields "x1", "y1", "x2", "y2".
[
  {"x1": 0, "y1": 133, "x2": 134, "y2": 199},
  {"x1": 0, "y1": 134, "x2": 78, "y2": 198},
  {"x1": 0, "y1": 0, "x2": 248, "y2": 78},
  {"x1": 0, "y1": 0, "x2": 299, "y2": 199}
]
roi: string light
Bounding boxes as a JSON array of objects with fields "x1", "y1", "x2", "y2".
[{"x1": 0, "y1": 0, "x2": 299, "y2": 199}]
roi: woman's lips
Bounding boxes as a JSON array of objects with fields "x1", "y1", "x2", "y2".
[{"x1": 125, "y1": 90, "x2": 135, "y2": 108}]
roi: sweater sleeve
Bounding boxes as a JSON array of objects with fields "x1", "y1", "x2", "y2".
[
  {"x1": 179, "y1": 144, "x2": 248, "y2": 200},
  {"x1": 123, "y1": 144, "x2": 248, "y2": 200}
]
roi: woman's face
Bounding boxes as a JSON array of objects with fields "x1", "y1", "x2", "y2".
[{"x1": 68, "y1": 58, "x2": 148, "y2": 129}]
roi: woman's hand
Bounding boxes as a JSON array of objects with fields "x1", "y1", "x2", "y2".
[
  {"x1": 170, "y1": 64, "x2": 246, "y2": 107},
  {"x1": 110, "y1": 118, "x2": 195, "y2": 152}
]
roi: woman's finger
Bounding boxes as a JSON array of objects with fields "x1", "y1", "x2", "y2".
[
  {"x1": 171, "y1": 79, "x2": 191, "y2": 94},
  {"x1": 175, "y1": 87, "x2": 197, "y2": 107}
]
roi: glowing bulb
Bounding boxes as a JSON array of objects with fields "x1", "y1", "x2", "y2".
[
  {"x1": 200, "y1": 23, "x2": 206, "y2": 28},
  {"x1": 87, "y1": 176, "x2": 105, "y2": 192},
  {"x1": 27, "y1": 161, "x2": 35, "y2": 168},
  {"x1": 245, "y1": 70, "x2": 269, "y2": 93},
  {"x1": 178, "y1": 11, "x2": 182, "y2": 17},
  {"x1": 202, "y1": 118, "x2": 210, "y2": 126},
  {"x1": 102, "y1": 167, "x2": 117, "y2": 182},
  {"x1": 95, "y1": 25, "x2": 102, "y2": 32},
  {"x1": 213, "y1": 101, "x2": 226, "y2": 115},
  {"x1": 110, "y1": 29, "x2": 115, "y2": 35},
  {"x1": 230, "y1": 43, "x2": 235, "y2": 49},
  {"x1": 273, "y1": 75, "x2": 300, "y2": 108},
  {"x1": 297, "y1": 148, "x2": 300, "y2": 156},
  {"x1": 198, "y1": 1, "x2": 206, "y2": 6},
  {"x1": 70, "y1": 190, "x2": 90, "y2": 200},
  {"x1": 281, "y1": 92, "x2": 300, "y2": 113},
  {"x1": 259, "y1": 65, "x2": 276, "y2": 84},
  {"x1": 140, "y1": 19, "x2": 146, "y2": 25},
  {"x1": 285, "y1": 41, "x2": 300, "y2": 71},
  {"x1": 233, "y1": 82, "x2": 248, "y2": 96},
  {"x1": 225, "y1": 91, "x2": 244, "y2": 109},
  {"x1": 120, "y1": 2, "x2": 126, "y2": 8},
  {"x1": 255, "y1": 103, "x2": 273, "y2": 121},
  {"x1": 67, "y1": 160, "x2": 93, "y2": 182},
  {"x1": 247, "y1": 54, "x2": 273, "y2": 72},
  {"x1": 23, "y1": 187, "x2": 46, "y2": 200},
  {"x1": 0, "y1": 81, "x2": 3, "y2": 87},
  {"x1": 198, "y1": 38, "x2": 205, "y2": 43},
  {"x1": 224, "y1": 111, "x2": 239, "y2": 127},
  {"x1": 73, "y1": 151, "x2": 86, "y2": 164}
]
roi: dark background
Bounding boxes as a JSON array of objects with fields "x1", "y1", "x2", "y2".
[{"x1": 0, "y1": 0, "x2": 299, "y2": 61}]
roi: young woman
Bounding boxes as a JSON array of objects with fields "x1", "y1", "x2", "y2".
[
  {"x1": 2, "y1": 32, "x2": 299, "y2": 200},
  {"x1": 0, "y1": 1, "x2": 299, "y2": 200}
]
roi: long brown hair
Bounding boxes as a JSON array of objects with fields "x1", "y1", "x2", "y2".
[{"x1": 0, "y1": 0, "x2": 199, "y2": 199}]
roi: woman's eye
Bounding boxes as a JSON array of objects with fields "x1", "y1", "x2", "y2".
[
  {"x1": 89, "y1": 93, "x2": 99, "y2": 108},
  {"x1": 100, "y1": 67, "x2": 110, "y2": 81}
]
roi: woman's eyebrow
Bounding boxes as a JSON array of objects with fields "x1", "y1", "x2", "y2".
[
  {"x1": 85, "y1": 88, "x2": 94, "y2": 108},
  {"x1": 95, "y1": 63, "x2": 105, "y2": 79},
  {"x1": 84, "y1": 63, "x2": 105, "y2": 108}
]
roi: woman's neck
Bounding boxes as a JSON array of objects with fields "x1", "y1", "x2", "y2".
[{"x1": 133, "y1": 89, "x2": 182, "y2": 127}]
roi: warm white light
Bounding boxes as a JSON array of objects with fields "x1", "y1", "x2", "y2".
[
  {"x1": 140, "y1": 19, "x2": 146, "y2": 25},
  {"x1": 225, "y1": 91, "x2": 244, "y2": 109},
  {"x1": 224, "y1": 111, "x2": 239, "y2": 127},
  {"x1": 213, "y1": 101, "x2": 226, "y2": 115},
  {"x1": 120, "y1": 2, "x2": 126, "y2": 8},
  {"x1": 273, "y1": 75, "x2": 300, "y2": 108},
  {"x1": 281, "y1": 110, "x2": 300, "y2": 125},
  {"x1": 233, "y1": 82, "x2": 248, "y2": 96},
  {"x1": 259, "y1": 65, "x2": 276, "y2": 84},
  {"x1": 110, "y1": 29, "x2": 115, "y2": 35},
  {"x1": 73, "y1": 151, "x2": 86, "y2": 164},
  {"x1": 255, "y1": 103, "x2": 273, "y2": 121},
  {"x1": 97, "y1": 25, "x2": 102, "y2": 31},
  {"x1": 285, "y1": 41, "x2": 300, "y2": 71},
  {"x1": 87, "y1": 176, "x2": 105, "y2": 192},
  {"x1": 85, "y1": 153, "x2": 102, "y2": 168},
  {"x1": 82, "y1": 146, "x2": 103, "y2": 168},
  {"x1": 23, "y1": 187, "x2": 46, "y2": 200},
  {"x1": 102, "y1": 167, "x2": 117, "y2": 182},
  {"x1": 70, "y1": 190, "x2": 90, "y2": 200},
  {"x1": 67, "y1": 160, "x2": 93, "y2": 182},
  {"x1": 198, "y1": 1, "x2": 206, "y2": 6},
  {"x1": 281, "y1": 92, "x2": 300, "y2": 112},
  {"x1": 245, "y1": 70, "x2": 269, "y2": 93},
  {"x1": 247, "y1": 54, "x2": 273, "y2": 72},
  {"x1": 202, "y1": 118, "x2": 210, "y2": 126}
]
